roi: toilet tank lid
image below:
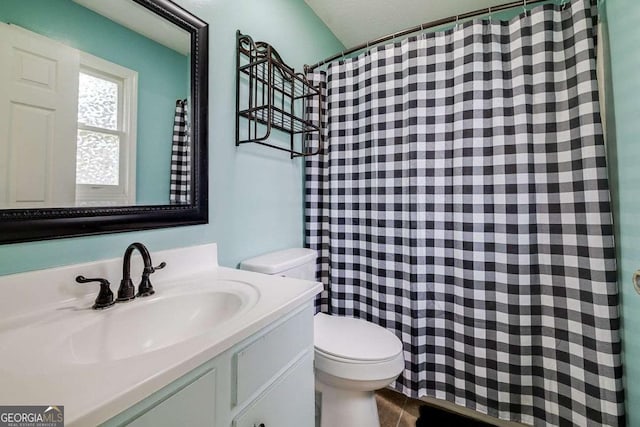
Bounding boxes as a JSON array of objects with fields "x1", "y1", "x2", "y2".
[{"x1": 239, "y1": 248, "x2": 316, "y2": 275}]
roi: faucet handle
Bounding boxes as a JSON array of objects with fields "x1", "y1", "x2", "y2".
[
  {"x1": 145, "y1": 261, "x2": 166, "y2": 275},
  {"x1": 138, "y1": 261, "x2": 167, "y2": 297},
  {"x1": 75, "y1": 275, "x2": 115, "y2": 310}
]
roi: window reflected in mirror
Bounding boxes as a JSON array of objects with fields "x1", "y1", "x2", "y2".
[{"x1": 76, "y1": 57, "x2": 136, "y2": 205}]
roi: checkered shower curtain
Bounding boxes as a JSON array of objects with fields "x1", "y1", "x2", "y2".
[
  {"x1": 170, "y1": 99, "x2": 190, "y2": 204},
  {"x1": 304, "y1": 0, "x2": 624, "y2": 425}
]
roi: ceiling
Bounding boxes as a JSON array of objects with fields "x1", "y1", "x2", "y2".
[
  {"x1": 304, "y1": 0, "x2": 521, "y2": 47},
  {"x1": 73, "y1": 0, "x2": 190, "y2": 55}
]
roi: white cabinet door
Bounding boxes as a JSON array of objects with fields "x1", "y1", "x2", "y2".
[
  {"x1": 0, "y1": 23, "x2": 79, "y2": 207},
  {"x1": 234, "y1": 305, "x2": 313, "y2": 406},
  {"x1": 233, "y1": 352, "x2": 315, "y2": 427},
  {"x1": 126, "y1": 368, "x2": 216, "y2": 427}
]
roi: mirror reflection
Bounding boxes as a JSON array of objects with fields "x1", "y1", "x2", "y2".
[{"x1": 0, "y1": 0, "x2": 191, "y2": 208}]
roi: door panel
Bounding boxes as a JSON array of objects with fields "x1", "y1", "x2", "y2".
[{"x1": 0, "y1": 23, "x2": 79, "y2": 207}]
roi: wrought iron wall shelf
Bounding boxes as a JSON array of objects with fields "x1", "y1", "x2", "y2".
[{"x1": 235, "y1": 30, "x2": 322, "y2": 158}]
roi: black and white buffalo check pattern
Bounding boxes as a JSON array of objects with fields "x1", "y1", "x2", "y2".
[
  {"x1": 170, "y1": 99, "x2": 190, "y2": 204},
  {"x1": 305, "y1": 0, "x2": 623, "y2": 425}
]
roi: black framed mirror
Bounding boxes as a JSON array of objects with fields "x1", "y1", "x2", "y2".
[{"x1": 0, "y1": 0, "x2": 208, "y2": 244}]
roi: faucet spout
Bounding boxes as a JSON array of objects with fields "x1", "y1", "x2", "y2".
[
  {"x1": 122, "y1": 242, "x2": 153, "y2": 278},
  {"x1": 117, "y1": 243, "x2": 152, "y2": 302},
  {"x1": 117, "y1": 242, "x2": 166, "y2": 302}
]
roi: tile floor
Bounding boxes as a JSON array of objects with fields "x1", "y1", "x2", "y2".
[
  {"x1": 375, "y1": 388, "x2": 499, "y2": 427},
  {"x1": 317, "y1": 387, "x2": 506, "y2": 427},
  {"x1": 375, "y1": 388, "x2": 421, "y2": 427}
]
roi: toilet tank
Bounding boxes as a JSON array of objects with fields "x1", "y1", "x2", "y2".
[{"x1": 239, "y1": 248, "x2": 317, "y2": 280}]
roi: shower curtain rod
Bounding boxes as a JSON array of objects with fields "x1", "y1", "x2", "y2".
[{"x1": 305, "y1": 0, "x2": 551, "y2": 71}]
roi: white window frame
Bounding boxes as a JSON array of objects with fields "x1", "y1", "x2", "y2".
[{"x1": 75, "y1": 52, "x2": 138, "y2": 205}]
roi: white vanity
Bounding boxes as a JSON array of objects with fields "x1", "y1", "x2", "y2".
[{"x1": 0, "y1": 244, "x2": 321, "y2": 426}]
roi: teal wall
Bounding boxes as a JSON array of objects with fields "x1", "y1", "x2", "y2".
[
  {"x1": 602, "y1": 0, "x2": 640, "y2": 424},
  {"x1": 0, "y1": 0, "x2": 188, "y2": 204},
  {"x1": 0, "y1": 0, "x2": 343, "y2": 274}
]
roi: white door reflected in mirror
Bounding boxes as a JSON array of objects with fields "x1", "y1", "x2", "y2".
[{"x1": 0, "y1": 23, "x2": 79, "y2": 208}]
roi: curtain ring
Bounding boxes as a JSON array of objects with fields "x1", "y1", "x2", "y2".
[
  {"x1": 488, "y1": 6, "x2": 492, "y2": 21},
  {"x1": 455, "y1": 15, "x2": 459, "y2": 30},
  {"x1": 523, "y1": 0, "x2": 528, "y2": 16}
]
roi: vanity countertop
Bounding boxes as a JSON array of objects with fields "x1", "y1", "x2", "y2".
[{"x1": 0, "y1": 244, "x2": 322, "y2": 426}]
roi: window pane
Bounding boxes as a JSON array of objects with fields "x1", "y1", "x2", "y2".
[
  {"x1": 76, "y1": 130, "x2": 120, "y2": 185},
  {"x1": 78, "y1": 72, "x2": 118, "y2": 130}
]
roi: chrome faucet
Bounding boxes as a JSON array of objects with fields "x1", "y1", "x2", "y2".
[{"x1": 117, "y1": 242, "x2": 166, "y2": 302}]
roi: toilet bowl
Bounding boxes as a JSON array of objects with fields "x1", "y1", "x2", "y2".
[
  {"x1": 240, "y1": 248, "x2": 405, "y2": 427},
  {"x1": 314, "y1": 312, "x2": 404, "y2": 427}
]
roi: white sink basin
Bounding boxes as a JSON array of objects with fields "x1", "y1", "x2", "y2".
[{"x1": 62, "y1": 280, "x2": 259, "y2": 363}]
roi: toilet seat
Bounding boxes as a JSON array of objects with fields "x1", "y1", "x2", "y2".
[
  {"x1": 313, "y1": 313, "x2": 405, "y2": 383},
  {"x1": 314, "y1": 313, "x2": 403, "y2": 363},
  {"x1": 315, "y1": 347, "x2": 398, "y2": 364}
]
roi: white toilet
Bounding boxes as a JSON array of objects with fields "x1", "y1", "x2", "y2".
[{"x1": 240, "y1": 248, "x2": 405, "y2": 427}]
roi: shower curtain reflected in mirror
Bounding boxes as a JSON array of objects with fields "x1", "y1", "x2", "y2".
[
  {"x1": 170, "y1": 99, "x2": 190, "y2": 204},
  {"x1": 305, "y1": 0, "x2": 623, "y2": 425}
]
